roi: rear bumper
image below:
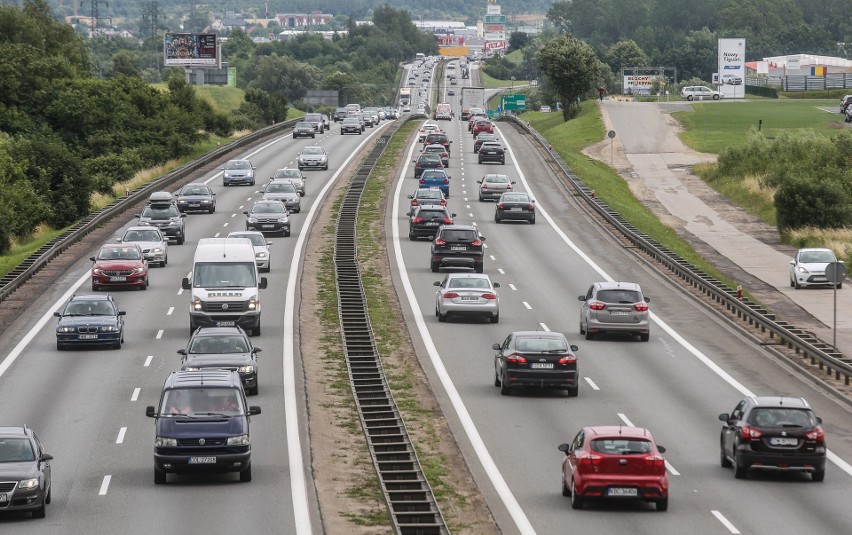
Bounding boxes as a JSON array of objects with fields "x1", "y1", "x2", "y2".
[
  {"x1": 575, "y1": 474, "x2": 668, "y2": 499},
  {"x1": 504, "y1": 369, "x2": 577, "y2": 388},
  {"x1": 586, "y1": 317, "x2": 649, "y2": 334},
  {"x1": 190, "y1": 311, "x2": 261, "y2": 331},
  {"x1": 736, "y1": 447, "x2": 826, "y2": 471},
  {"x1": 434, "y1": 254, "x2": 483, "y2": 269},
  {"x1": 496, "y1": 209, "x2": 534, "y2": 221}
]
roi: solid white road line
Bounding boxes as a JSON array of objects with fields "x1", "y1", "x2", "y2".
[
  {"x1": 584, "y1": 377, "x2": 600, "y2": 390},
  {"x1": 711, "y1": 510, "x2": 741, "y2": 534},
  {"x1": 131, "y1": 388, "x2": 140, "y2": 401},
  {"x1": 116, "y1": 427, "x2": 127, "y2": 444},
  {"x1": 98, "y1": 475, "x2": 111, "y2": 495},
  {"x1": 144, "y1": 355, "x2": 153, "y2": 367}
]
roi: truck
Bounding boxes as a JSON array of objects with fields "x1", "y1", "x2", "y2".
[{"x1": 460, "y1": 86, "x2": 486, "y2": 121}]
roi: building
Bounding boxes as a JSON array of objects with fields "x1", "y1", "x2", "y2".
[
  {"x1": 760, "y1": 54, "x2": 852, "y2": 75},
  {"x1": 277, "y1": 11, "x2": 334, "y2": 28}
]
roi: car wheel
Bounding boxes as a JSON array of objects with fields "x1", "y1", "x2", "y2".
[
  {"x1": 562, "y1": 477, "x2": 570, "y2": 497},
  {"x1": 92, "y1": 284, "x2": 98, "y2": 292},
  {"x1": 566, "y1": 385, "x2": 579, "y2": 397},
  {"x1": 285, "y1": 230, "x2": 291, "y2": 237},
  {"x1": 438, "y1": 310, "x2": 447, "y2": 322},
  {"x1": 720, "y1": 446, "x2": 732, "y2": 468},
  {"x1": 570, "y1": 479, "x2": 584, "y2": 510},
  {"x1": 177, "y1": 235, "x2": 185, "y2": 245},
  {"x1": 733, "y1": 453, "x2": 748, "y2": 479},
  {"x1": 812, "y1": 468, "x2": 825, "y2": 482},
  {"x1": 687, "y1": 95, "x2": 694, "y2": 101},
  {"x1": 495, "y1": 214, "x2": 501, "y2": 223},
  {"x1": 790, "y1": 277, "x2": 795, "y2": 288},
  {"x1": 640, "y1": 332, "x2": 650, "y2": 342},
  {"x1": 409, "y1": 231, "x2": 416, "y2": 240},
  {"x1": 141, "y1": 280, "x2": 148, "y2": 290},
  {"x1": 490, "y1": 313, "x2": 499, "y2": 324},
  {"x1": 431, "y1": 261, "x2": 439, "y2": 273},
  {"x1": 240, "y1": 466, "x2": 252, "y2": 482},
  {"x1": 154, "y1": 468, "x2": 166, "y2": 485},
  {"x1": 478, "y1": 158, "x2": 483, "y2": 164},
  {"x1": 162, "y1": 256, "x2": 168, "y2": 267},
  {"x1": 713, "y1": 94, "x2": 720, "y2": 100},
  {"x1": 248, "y1": 384, "x2": 259, "y2": 396},
  {"x1": 501, "y1": 159, "x2": 505, "y2": 165},
  {"x1": 530, "y1": 216, "x2": 535, "y2": 225},
  {"x1": 253, "y1": 324, "x2": 261, "y2": 336},
  {"x1": 579, "y1": 320, "x2": 585, "y2": 335},
  {"x1": 45, "y1": 487, "x2": 51, "y2": 504},
  {"x1": 585, "y1": 329, "x2": 595, "y2": 341},
  {"x1": 209, "y1": 206, "x2": 215, "y2": 214},
  {"x1": 112, "y1": 339, "x2": 121, "y2": 350},
  {"x1": 794, "y1": 278, "x2": 801, "y2": 289},
  {"x1": 494, "y1": 367, "x2": 501, "y2": 387},
  {"x1": 32, "y1": 500, "x2": 46, "y2": 518},
  {"x1": 837, "y1": 283, "x2": 843, "y2": 289},
  {"x1": 656, "y1": 497, "x2": 669, "y2": 511},
  {"x1": 56, "y1": 341, "x2": 64, "y2": 351},
  {"x1": 500, "y1": 374, "x2": 511, "y2": 396}
]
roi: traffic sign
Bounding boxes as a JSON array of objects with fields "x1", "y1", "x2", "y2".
[
  {"x1": 487, "y1": 109, "x2": 499, "y2": 118},
  {"x1": 502, "y1": 94, "x2": 526, "y2": 111}
]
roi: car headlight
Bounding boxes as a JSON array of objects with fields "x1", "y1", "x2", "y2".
[
  {"x1": 248, "y1": 217, "x2": 258, "y2": 223},
  {"x1": 248, "y1": 296, "x2": 258, "y2": 311},
  {"x1": 132, "y1": 267, "x2": 145, "y2": 274},
  {"x1": 92, "y1": 268, "x2": 104, "y2": 275},
  {"x1": 227, "y1": 434, "x2": 250, "y2": 446},
  {"x1": 320, "y1": 156, "x2": 328, "y2": 163},
  {"x1": 100, "y1": 325, "x2": 118, "y2": 332},
  {"x1": 193, "y1": 298, "x2": 202, "y2": 311},
  {"x1": 256, "y1": 252, "x2": 269, "y2": 259},
  {"x1": 155, "y1": 437, "x2": 177, "y2": 447},
  {"x1": 797, "y1": 266, "x2": 809, "y2": 273},
  {"x1": 277, "y1": 217, "x2": 288, "y2": 223},
  {"x1": 57, "y1": 326, "x2": 76, "y2": 333},
  {"x1": 151, "y1": 248, "x2": 163, "y2": 255},
  {"x1": 224, "y1": 172, "x2": 232, "y2": 178},
  {"x1": 238, "y1": 365, "x2": 255, "y2": 374},
  {"x1": 183, "y1": 366, "x2": 200, "y2": 371},
  {"x1": 18, "y1": 478, "x2": 39, "y2": 490}
]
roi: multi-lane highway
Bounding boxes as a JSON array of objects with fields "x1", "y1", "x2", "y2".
[{"x1": 388, "y1": 61, "x2": 852, "y2": 534}]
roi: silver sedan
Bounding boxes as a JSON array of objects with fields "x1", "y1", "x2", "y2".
[
  {"x1": 434, "y1": 273, "x2": 500, "y2": 323},
  {"x1": 477, "y1": 174, "x2": 516, "y2": 201}
]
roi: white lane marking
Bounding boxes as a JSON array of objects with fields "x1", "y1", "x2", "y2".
[
  {"x1": 463, "y1": 190, "x2": 467, "y2": 194},
  {"x1": 464, "y1": 197, "x2": 469, "y2": 202},
  {"x1": 468, "y1": 213, "x2": 474, "y2": 217},
  {"x1": 466, "y1": 204, "x2": 470, "y2": 209},
  {"x1": 711, "y1": 511, "x2": 741, "y2": 534},
  {"x1": 283, "y1": 121, "x2": 390, "y2": 535},
  {"x1": 155, "y1": 330, "x2": 163, "y2": 339},
  {"x1": 498, "y1": 268, "x2": 505, "y2": 275},
  {"x1": 131, "y1": 388, "x2": 140, "y2": 401},
  {"x1": 523, "y1": 302, "x2": 532, "y2": 310},
  {"x1": 177, "y1": 288, "x2": 184, "y2": 296},
  {"x1": 489, "y1": 255, "x2": 495, "y2": 261},
  {"x1": 509, "y1": 283, "x2": 517, "y2": 291},
  {"x1": 167, "y1": 307, "x2": 174, "y2": 316},
  {"x1": 116, "y1": 427, "x2": 127, "y2": 444},
  {"x1": 214, "y1": 232, "x2": 220, "y2": 238},
  {"x1": 99, "y1": 475, "x2": 111, "y2": 495},
  {"x1": 239, "y1": 205, "x2": 244, "y2": 210},
  {"x1": 494, "y1": 123, "x2": 852, "y2": 479},
  {"x1": 472, "y1": 222, "x2": 477, "y2": 227},
  {"x1": 231, "y1": 213, "x2": 236, "y2": 218},
  {"x1": 223, "y1": 222, "x2": 229, "y2": 227},
  {"x1": 584, "y1": 377, "x2": 600, "y2": 390},
  {"x1": 247, "y1": 197, "x2": 252, "y2": 201},
  {"x1": 665, "y1": 461, "x2": 681, "y2": 476},
  {"x1": 538, "y1": 322, "x2": 549, "y2": 331},
  {"x1": 144, "y1": 355, "x2": 153, "y2": 367},
  {"x1": 618, "y1": 413, "x2": 635, "y2": 427},
  {"x1": 483, "y1": 243, "x2": 488, "y2": 249},
  {"x1": 391, "y1": 134, "x2": 536, "y2": 535}
]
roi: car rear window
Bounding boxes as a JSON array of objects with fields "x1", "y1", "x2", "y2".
[
  {"x1": 486, "y1": 175, "x2": 509, "y2": 183},
  {"x1": 418, "y1": 210, "x2": 446, "y2": 219},
  {"x1": 590, "y1": 439, "x2": 653, "y2": 455},
  {"x1": 516, "y1": 337, "x2": 568, "y2": 352},
  {"x1": 747, "y1": 408, "x2": 816, "y2": 428},
  {"x1": 596, "y1": 289, "x2": 642, "y2": 303},
  {"x1": 440, "y1": 230, "x2": 477, "y2": 242}
]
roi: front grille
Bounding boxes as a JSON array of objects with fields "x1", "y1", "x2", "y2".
[
  {"x1": 78, "y1": 326, "x2": 99, "y2": 334},
  {"x1": 103, "y1": 270, "x2": 134, "y2": 276},
  {"x1": 178, "y1": 438, "x2": 227, "y2": 447},
  {"x1": 0, "y1": 481, "x2": 17, "y2": 492},
  {"x1": 201, "y1": 301, "x2": 247, "y2": 312},
  {"x1": 254, "y1": 217, "x2": 283, "y2": 224}
]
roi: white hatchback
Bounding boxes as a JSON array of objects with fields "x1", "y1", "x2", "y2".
[{"x1": 789, "y1": 248, "x2": 843, "y2": 289}]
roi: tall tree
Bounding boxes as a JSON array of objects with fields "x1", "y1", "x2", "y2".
[{"x1": 538, "y1": 35, "x2": 602, "y2": 120}]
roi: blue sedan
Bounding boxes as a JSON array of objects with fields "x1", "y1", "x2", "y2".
[{"x1": 54, "y1": 294, "x2": 126, "y2": 350}]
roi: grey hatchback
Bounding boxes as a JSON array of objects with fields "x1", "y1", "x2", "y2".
[{"x1": 578, "y1": 282, "x2": 650, "y2": 341}]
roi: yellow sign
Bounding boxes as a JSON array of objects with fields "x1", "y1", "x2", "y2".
[{"x1": 439, "y1": 46, "x2": 470, "y2": 57}]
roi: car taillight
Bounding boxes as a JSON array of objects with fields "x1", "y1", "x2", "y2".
[
  {"x1": 481, "y1": 184, "x2": 488, "y2": 189},
  {"x1": 481, "y1": 293, "x2": 497, "y2": 300},
  {"x1": 443, "y1": 179, "x2": 449, "y2": 184},
  {"x1": 470, "y1": 239, "x2": 482, "y2": 246},
  {"x1": 506, "y1": 184, "x2": 513, "y2": 190},
  {"x1": 644, "y1": 454, "x2": 666, "y2": 470},
  {"x1": 443, "y1": 292, "x2": 459, "y2": 299},
  {"x1": 558, "y1": 354, "x2": 576, "y2": 364},
  {"x1": 434, "y1": 239, "x2": 446, "y2": 245},
  {"x1": 442, "y1": 217, "x2": 453, "y2": 224},
  {"x1": 588, "y1": 302, "x2": 606, "y2": 311},
  {"x1": 577, "y1": 454, "x2": 602, "y2": 467},
  {"x1": 420, "y1": 179, "x2": 426, "y2": 184},
  {"x1": 440, "y1": 199, "x2": 446, "y2": 206},
  {"x1": 497, "y1": 203, "x2": 505, "y2": 209},
  {"x1": 411, "y1": 199, "x2": 418, "y2": 206},
  {"x1": 413, "y1": 217, "x2": 424, "y2": 224},
  {"x1": 506, "y1": 353, "x2": 527, "y2": 364},
  {"x1": 741, "y1": 426, "x2": 763, "y2": 439},
  {"x1": 805, "y1": 428, "x2": 824, "y2": 442},
  {"x1": 528, "y1": 204, "x2": 535, "y2": 211},
  {"x1": 416, "y1": 162, "x2": 423, "y2": 167},
  {"x1": 634, "y1": 303, "x2": 649, "y2": 311}
]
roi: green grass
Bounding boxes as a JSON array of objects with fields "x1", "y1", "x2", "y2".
[
  {"x1": 672, "y1": 100, "x2": 841, "y2": 154},
  {"x1": 479, "y1": 70, "x2": 530, "y2": 90},
  {"x1": 0, "y1": 227, "x2": 67, "y2": 276},
  {"x1": 192, "y1": 85, "x2": 245, "y2": 113}
]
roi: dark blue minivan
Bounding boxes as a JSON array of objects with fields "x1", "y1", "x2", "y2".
[{"x1": 146, "y1": 370, "x2": 260, "y2": 484}]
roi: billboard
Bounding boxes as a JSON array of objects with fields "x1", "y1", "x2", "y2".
[
  {"x1": 439, "y1": 46, "x2": 470, "y2": 57},
  {"x1": 484, "y1": 41, "x2": 505, "y2": 51},
  {"x1": 622, "y1": 75, "x2": 662, "y2": 95},
  {"x1": 487, "y1": 5, "x2": 501, "y2": 15},
  {"x1": 164, "y1": 33, "x2": 220, "y2": 67},
  {"x1": 717, "y1": 38, "x2": 745, "y2": 98}
]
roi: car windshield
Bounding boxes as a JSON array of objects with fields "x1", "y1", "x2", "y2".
[
  {"x1": 590, "y1": 439, "x2": 653, "y2": 455},
  {"x1": 800, "y1": 250, "x2": 835, "y2": 263},
  {"x1": 266, "y1": 183, "x2": 296, "y2": 193},
  {"x1": 181, "y1": 185, "x2": 209, "y2": 195},
  {"x1": 251, "y1": 203, "x2": 285, "y2": 214},
  {"x1": 597, "y1": 289, "x2": 642, "y2": 304},
  {"x1": 420, "y1": 155, "x2": 441, "y2": 162},
  {"x1": 98, "y1": 246, "x2": 142, "y2": 260},
  {"x1": 192, "y1": 262, "x2": 257, "y2": 288},
  {"x1": 296, "y1": 122, "x2": 312, "y2": 128},
  {"x1": 160, "y1": 388, "x2": 245, "y2": 417},
  {"x1": 447, "y1": 277, "x2": 491, "y2": 290},
  {"x1": 123, "y1": 229, "x2": 162, "y2": 242},
  {"x1": 516, "y1": 337, "x2": 568, "y2": 352},
  {"x1": 418, "y1": 190, "x2": 442, "y2": 199},
  {"x1": 0, "y1": 438, "x2": 35, "y2": 462},
  {"x1": 485, "y1": 175, "x2": 509, "y2": 184},
  {"x1": 65, "y1": 300, "x2": 114, "y2": 316},
  {"x1": 141, "y1": 205, "x2": 179, "y2": 219},
  {"x1": 748, "y1": 408, "x2": 816, "y2": 428},
  {"x1": 229, "y1": 233, "x2": 265, "y2": 246},
  {"x1": 441, "y1": 230, "x2": 477, "y2": 242},
  {"x1": 226, "y1": 161, "x2": 252, "y2": 170},
  {"x1": 302, "y1": 148, "x2": 324, "y2": 155},
  {"x1": 188, "y1": 335, "x2": 249, "y2": 354}
]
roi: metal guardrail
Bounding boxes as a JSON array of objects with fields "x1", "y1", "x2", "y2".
[
  {"x1": 0, "y1": 118, "x2": 300, "y2": 304},
  {"x1": 334, "y1": 118, "x2": 448, "y2": 535},
  {"x1": 502, "y1": 116, "x2": 852, "y2": 386}
]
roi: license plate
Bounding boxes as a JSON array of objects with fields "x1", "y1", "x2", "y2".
[
  {"x1": 110, "y1": 276, "x2": 127, "y2": 282},
  {"x1": 461, "y1": 296, "x2": 479, "y2": 301},
  {"x1": 770, "y1": 437, "x2": 798, "y2": 446},
  {"x1": 610, "y1": 310, "x2": 629, "y2": 316},
  {"x1": 189, "y1": 203, "x2": 200, "y2": 208},
  {"x1": 188, "y1": 456, "x2": 216, "y2": 464},
  {"x1": 262, "y1": 224, "x2": 275, "y2": 229},
  {"x1": 510, "y1": 207, "x2": 522, "y2": 211},
  {"x1": 812, "y1": 276, "x2": 826, "y2": 281},
  {"x1": 607, "y1": 487, "x2": 638, "y2": 497},
  {"x1": 79, "y1": 334, "x2": 98, "y2": 340},
  {"x1": 216, "y1": 321, "x2": 235, "y2": 327},
  {"x1": 451, "y1": 246, "x2": 466, "y2": 251},
  {"x1": 530, "y1": 363, "x2": 554, "y2": 369},
  {"x1": 426, "y1": 222, "x2": 439, "y2": 226},
  {"x1": 0, "y1": 494, "x2": 6, "y2": 503}
]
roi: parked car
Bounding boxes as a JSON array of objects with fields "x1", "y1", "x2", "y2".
[
  {"x1": 559, "y1": 426, "x2": 669, "y2": 511},
  {"x1": 477, "y1": 142, "x2": 506, "y2": 165},
  {"x1": 407, "y1": 205, "x2": 454, "y2": 240},
  {"x1": 789, "y1": 248, "x2": 842, "y2": 289},
  {"x1": 540, "y1": 105, "x2": 552, "y2": 113},
  {"x1": 493, "y1": 331, "x2": 578, "y2": 396},
  {"x1": 430, "y1": 224, "x2": 485, "y2": 273},
  {"x1": 681, "y1": 85, "x2": 722, "y2": 101},
  {"x1": 175, "y1": 183, "x2": 216, "y2": 213},
  {"x1": 269, "y1": 168, "x2": 305, "y2": 196},
  {"x1": 179, "y1": 326, "x2": 261, "y2": 395},
  {"x1": 840, "y1": 94, "x2": 852, "y2": 113},
  {"x1": 221, "y1": 159, "x2": 256, "y2": 186},
  {"x1": 119, "y1": 226, "x2": 168, "y2": 267},
  {"x1": 433, "y1": 272, "x2": 499, "y2": 322},
  {"x1": 297, "y1": 146, "x2": 329, "y2": 171},
  {"x1": 494, "y1": 192, "x2": 535, "y2": 224},
  {"x1": 244, "y1": 200, "x2": 290, "y2": 237},
  {"x1": 719, "y1": 396, "x2": 826, "y2": 481},
  {"x1": 262, "y1": 180, "x2": 301, "y2": 213},
  {"x1": 292, "y1": 121, "x2": 316, "y2": 139},
  {"x1": 0, "y1": 426, "x2": 52, "y2": 518},
  {"x1": 227, "y1": 231, "x2": 272, "y2": 273},
  {"x1": 54, "y1": 293, "x2": 126, "y2": 350},
  {"x1": 477, "y1": 174, "x2": 515, "y2": 201},
  {"x1": 90, "y1": 243, "x2": 149, "y2": 291},
  {"x1": 408, "y1": 187, "x2": 447, "y2": 208},
  {"x1": 721, "y1": 73, "x2": 743, "y2": 85},
  {"x1": 578, "y1": 281, "x2": 650, "y2": 341}
]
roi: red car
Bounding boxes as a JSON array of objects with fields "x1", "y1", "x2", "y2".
[
  {"x1": 559, "y1": 426, "x2": 669, "y2": 511},
  {"x1": 90, "y1": 243, "x2": 149, "y2": 291},
  {"x1": 468, "y1": 114, "x2": 487, "y2": 132},
  {"x1": 472, "y1": 120, "x2": 494, "y2": 137}
]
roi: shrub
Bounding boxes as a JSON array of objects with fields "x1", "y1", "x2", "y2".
[
  {"x1": 745, "y1": 85, "x2": 778, "y2": 98},
  {"x1": 775, "y1": 175, "x2": 852, "y2": 230}
]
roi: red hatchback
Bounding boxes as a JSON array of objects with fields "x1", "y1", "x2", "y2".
[
  {"x1": 559, "y1": 426, "x2": 669, "y2": 511},
  {"x1": 472, "y1": 120, "x2": 494, "y2": 137},
  {"x1": 90, "y1": 243, "x2": 149, "y2": 291}
]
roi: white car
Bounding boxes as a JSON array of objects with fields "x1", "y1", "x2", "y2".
[
  {"x1": 540, "y1": 105, "x2": 552, "y2": 113},
  {"x1": 721, "y1": 74, "x2": 743, "y2": 85},
  {"x1": 434, "y1": 273, "x2": 500, "y2": 323},
  {"x1": 681, "y1": 86, "x2": 722, "y2": 101},
  {"x1": 228, "y1": 231, "x2": 272, "y2": 273},
  {"x1": 789, "y1": 248, "x2": 843, "y2": 289}
]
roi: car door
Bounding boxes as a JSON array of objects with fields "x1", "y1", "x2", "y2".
[
  {"x1": 722, "y1": 401, "x2": 746, "y2": 456},
  {"x1": 580, "y1": 285, "x2": 594, "y2": 327},
  {"x1": 435, "y1": 276, "x2": 449, "y2": 311},
  {"x1": 494, "y1": 333, "x2": 513, "y2": 379},
  {"x1": 565, "y1": 430, "x2": 585, "y2": 481}
]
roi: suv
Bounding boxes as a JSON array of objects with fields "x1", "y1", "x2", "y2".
[
  {"x1": 681, "y1": 85, "x2": 722, "y2": 101},
  {"x1": 578, "y1": 281, "x2": 651, "y2": 341},
  {"x1": 423, "y1": 132, "x2": 452, "y2": 154},
  {"x1": 719, "y1": 396, "x2": 826, "y2": 481},
  {"x1": 304, "y1": 113, "x2": 325, "y2": 133},
  {"x1": 430, "y1": 224, "x2": 485, "y2": 273},
  {"x1": 221, "y1": 159, "x2": 256, "y2": 186},
  {"x1": 244, "y1": 200, "x2": 290, "y2": 237},
  {"x1": 146, "y1": 370, "x2": 261, "y2": 484},
  {"x1": 179, "y1": 326, "x2": 261, "y2": 395},
  {"x1": 407, "y1": 205, "x2": 454, "y2": 240},
  {"x1": 478, "y1": 142, "x2": 506, "y2": 165},
  {"x1": 136, "y1": 202, "x2": 187, "y2": 244},
  {"x1": 0, "y1": 426, "x2": 53, "y2": 518}
]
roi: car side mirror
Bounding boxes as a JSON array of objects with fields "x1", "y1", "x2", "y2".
[
  {"x1": 433, "y1": 281, "x2": 441, "y2": 286},
  {"x1": 116, "y1": 238, "x2": 123, "y2": 243},
  {"x1": 451, "y1": 213, "x2": 457, "y2": 218},
  {"x1": 220, "y1": 167, "x2": 225, "y2": 170},
  {"x1": 182, "y1": 277, "x2": 191, "y2": 290},
  {"x1": 146, "y1": 406, "x2": 157, "y2": 418},
  {"x1": 644, "y1": 297, "x2": 651, "y2": 303},
  {"x1": 789, "y1": 260, "x2": 796, "y2": 265},
  {"x1": 492, "y1": 343, "x2": 501, "y2": 350},
  {"x1": 479, "y1": 235, "x2": 486, "y2": 241},
  {"x1": 243, "y1": 211, "x2": 248, "y2": 215},
  {"x1": 212, "y1": 193, "x2": 216, "y2": 196},
  {"x1": 558, "y1": 443, "x2": 571, "y2": 454},
  {"x1": 89, "y1": 257, "x2": 96, "y2": 262},
  {"x1": 511, "y1": 181, "x2": 517, "y2": 184},
  {"x1": 118, "y1": 311, "x2": 126, "y2": 316},
  {"x1": 259, "y1": 277, "x2": 268, "y2": 290},
  {"x1": 718, "y1": 413, "x2": 730, "y2": 422},
  {"x1": 406, "y1": 212, "x2": 413, "y2": 217},
  {"x1": 578, "y1": 296, "x2": 587, "y2": 301},
  {"x1": 248, "y1": 406, "x2": 262, "y2": 415},
  {"x1": 177, "y1": 349, "x2": 186, "y2": 356},
  {"x1": 40, "y1": 453, "x2": 53, "y2": 462},
  {"x1": 181, "y1": 213, "x2": 187, "y2": 218},
  {"x1": 656, "y1": 445, "x2": 667, "y2": 454},
  {"x1": 493, "y1": 282, "x2": 500, "y2": 288},
  {"x1": 816, "y1": 416, "x2": 823, "y2": 424},
  {"x1": 266, "y1": 242, "x2": 273, "y2": 246},
  {"x1": 570, "y1": 344, "x2": 579, "y2": 352},
  {"x1": 253, "y1": 348, "x2": 262, "y2": 354},
  {"x1": 407, "y1": 195, "x2": 413, "y2": 199}
]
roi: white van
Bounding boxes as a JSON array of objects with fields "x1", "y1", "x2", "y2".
[
  {"x1": 181, "y1": 238, "x2": 268, "y2": 336},
  {"x1": 434, "y1": 102, "x2": 453, "y2": 120}
]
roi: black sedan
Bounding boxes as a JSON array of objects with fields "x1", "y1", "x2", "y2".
[
  {"x1": 495, "y1": 192, "x2": 536, "y2": 224},
  {"x1": 493, "y1": 331, "x2": 579, "y2": 397},
  {"x1": 179, "y1": 326, "x2": 261, "y2": 395},
  {"x1": 0, "y1": 426, "x2": 52, "y2": 518},
  {"x1": 407, "y1": 206, "x2": 454, "y2": 240},
  {"x1": 54, "y1": 294, "x2": 126, "y2": 350},
  {"x1": 175, "y1": 183, "x2": 216, "y2": 213},
  {"x1": 413, "y1": 153, "x2": 444, "y2": 178}
]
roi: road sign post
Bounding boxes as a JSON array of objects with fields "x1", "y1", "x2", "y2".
[{"x1": 826, "y1": 262, "x2": 847, "y2": 351}]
